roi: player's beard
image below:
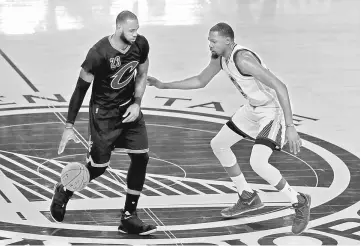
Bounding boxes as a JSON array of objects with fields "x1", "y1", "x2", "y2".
[
  {"x1": 211, "y1": 52, "x2": 219, "y2": 59},
  {"x1": 120, "y1": 31, "x2": 132, "y2": 45}
]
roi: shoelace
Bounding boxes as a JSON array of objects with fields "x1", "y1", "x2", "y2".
[
  {"x1": 236, "y1": 199, "x2": 251, "y2": 207},
  {"x1": 124, "y1": 212, "x2": 146, "y2": 227},
  {"x1": 292, "y1": 203, "x2": 305, "y2": 221},
  {"x1": 241, "y1": 201, "x2": 249, "y2": 205},
  {"x1": 240, "y1": 196, "x2": 253, "y2": 205}
]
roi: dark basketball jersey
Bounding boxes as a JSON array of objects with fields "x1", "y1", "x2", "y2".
[{"x1": 81, "y1": 35, "x2": 149, "y2": 109}]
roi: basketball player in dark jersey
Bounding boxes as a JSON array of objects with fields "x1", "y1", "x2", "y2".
[{"x1": 50, "y1": 11, "x2": 156, "y2": 235}]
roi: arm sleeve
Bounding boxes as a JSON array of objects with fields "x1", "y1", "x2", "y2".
[
  {"x1": 66, "y1": 47, "x2": 101, "y2": 124},
  {"x1": 66, "y1": 77, "x2": 91, "y2": 125}
]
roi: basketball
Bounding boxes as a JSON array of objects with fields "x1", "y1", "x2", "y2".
[{"x1": 60, "y1": 162, "x2": 90, "y2": 192}]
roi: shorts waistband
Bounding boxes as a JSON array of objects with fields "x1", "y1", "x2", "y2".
[{"x1": 90, "y1": 98, "x2": 133, "y2": 110}]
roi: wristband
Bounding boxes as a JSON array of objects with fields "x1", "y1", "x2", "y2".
[{"x1": 134, "y1": 97, "x2": 141, "y2": 106}]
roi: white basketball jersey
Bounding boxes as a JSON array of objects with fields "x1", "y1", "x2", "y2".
[{"x1": 221, "y1": 45, "x2": 279, "y2": 108}]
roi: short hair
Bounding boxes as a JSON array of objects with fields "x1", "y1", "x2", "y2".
[
  {"x1": 210, "y1": 22, "x2": 234, "y2": 40},
  {"x1": 116, "y1": 10, "x2": 138, "y2": 25}
]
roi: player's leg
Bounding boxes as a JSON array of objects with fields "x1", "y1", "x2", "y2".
[
  {"x1": 124, "y1": 152, "x2": 148, "y2": 214},
  {"x1": 211, "y1": 105, "x2": 264, "y2": 217},
  {"x1": 211, "y1": 124, "x2": 253, "y2": 197},
  {"x1": 84, "y1": 105, "x2": 122, "y2": 183},
  {"x1": 50, "y1": 107, "x2": 118, "y2": 222},
  {"x1": 116, "y1": 111, "x2": 156, "y2": 235},
  {"x1": 251, "y1": 107, "x2": 311, "y2": 234},
  {"x1": 50, "y1": 136, "x2": 112, "y2": 222}
]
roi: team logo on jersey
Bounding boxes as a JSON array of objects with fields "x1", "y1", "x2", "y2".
[{"x1": 110, "y1": 61, "x2": 139, "y2": 89}]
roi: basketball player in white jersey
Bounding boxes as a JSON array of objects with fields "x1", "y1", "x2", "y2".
[{"x1": 147, "y1": 23, "x2": 311, "y2": 235}]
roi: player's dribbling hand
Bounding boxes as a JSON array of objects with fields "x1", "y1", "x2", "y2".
[
  {"x1": 147, "y1": 76, "x2": 164, "y2": 89},
  {"x1": 122, "y1": 103, "x2": 140, "y2": 123},
  {"x1": 285, "y1": 126, "x2": 302, "y2": 155},
  {"x1": 58, "y1": 128, "x2": 80, "y2": 155}
]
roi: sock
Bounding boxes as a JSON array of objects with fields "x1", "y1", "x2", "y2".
[
  {"x1": 124, "y1": 193, "x2": 140, "y2": 214},
  {"x1": 230, "y1": 173, "x2": 253, "y2": 197},
  {"x1": 275, "y1": 178, "x2": 299, "y2": 204}
]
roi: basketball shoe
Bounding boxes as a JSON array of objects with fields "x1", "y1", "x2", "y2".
[
  {"x1": 291, "y1": 192, "x2": 311, "y2": 234},
  {"x1": 221, "y1": 190, "x2": 264, "y2": 218},
  {"x1": 50, "y1": 183, "x2": 73, "y2": 222},
  {"x1": 118, "y1": 209, "x2": 157, "y2": 235}
]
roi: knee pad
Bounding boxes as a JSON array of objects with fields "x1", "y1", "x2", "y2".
[
  {"x1": 127, "y1": 153, "x2": 149, "y2": 191},
  {"x1": 86, "y1": 162, "x2": 108, "y2": 181},
  {"x1": 210, "y1": 137, "x2": 237, "y2": 168}
]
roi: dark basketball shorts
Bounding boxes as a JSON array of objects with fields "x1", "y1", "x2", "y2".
[{"x1": 86, "y1": 104, "x2": 149, "y2": 167}]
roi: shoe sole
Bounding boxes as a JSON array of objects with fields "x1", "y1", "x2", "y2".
[
  {"x1": 140, "y1": 228, "x2": 157, "y2": 236},
  {"x1": 49, "y1": 211, "x2": 62, "y2": 223},
  {"x1": 118, "y1": 228, "x2": 157, "y2": 236},
  {"x1": 221, "y1": 203, "x2": 265, "y2": 218},
  {"x1": 292, "y1": 194, "x2": 312, "y2": 235}
]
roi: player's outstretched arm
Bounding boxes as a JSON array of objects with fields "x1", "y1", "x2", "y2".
[
  {"x1": 58, "y1": 69, "x2": 92, "y2": 154},
  {"x1": 147, "y1": 57, "x2": 221, "y2": 90},
  {"x1": 234, "y1": 51, "x2": 302, "y2": 154}
]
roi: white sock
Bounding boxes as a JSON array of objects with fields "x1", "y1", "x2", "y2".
[
  {"x1": 280, "y1": 182, "x2": 299, "y2": 204},
  {"x1": 230, "y1": 173, "x2": 253, "y2": 196}
]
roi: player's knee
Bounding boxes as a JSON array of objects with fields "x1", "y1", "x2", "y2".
[
  {"x1": 211, "y1": 137, "x2": 230, "y2": 155},
  {"x1": 210, "y1": 137, "x2": 218, "y2": 151},
  {"x1": 129, "y1": 152, "x2": 149, "y2": 167},
  {"x1": 249, "y1": 144, "x2": 272, "y2": 172},
  {"x1": 249, "y1": 154, "x2": 262, "y2": 173},
  {"x1": 127, "y1": 152, "x2": 149, "y2": 191},
  {"x1": 211, "y1": 137, "x2": 237, "y2": 167},
  {"x1": 210, "y1": 136, "x2": 228, "y2": 153},
  {"x1": 86, "y1": 148, "x2": 111, "y2": 181},
  {"x1": 85, "y1": 162, "x2": 108, "y2": 181}
]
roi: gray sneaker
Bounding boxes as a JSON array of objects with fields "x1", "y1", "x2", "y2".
[
  {"x1": 292, "y1": 192, "x2": 311, "y2": 235},
  {"x1": 221, "y1": 191, "x2": 264, "y2": 218}
]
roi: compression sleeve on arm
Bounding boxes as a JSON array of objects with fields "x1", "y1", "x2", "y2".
[{"x1": 66, "y1": 77, "x2": 91, "y2": 124}]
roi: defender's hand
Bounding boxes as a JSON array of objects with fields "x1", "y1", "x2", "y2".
[
  {"x1": 147, "y1": 76, "x2": 165, "y2": 89},
  {"x1": 122, "y1": 103, "x2": 140, "y2": 123},
  {"x1": 58, "y1": 128, "x2": 80, "y2": 154},
  {"x1": 285, "y1": 126, "x2": 302, "y2": 155}
]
